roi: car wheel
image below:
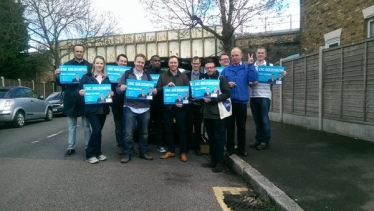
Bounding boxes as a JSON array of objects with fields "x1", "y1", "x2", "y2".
[
  {"x1": 13, "y1": 111, "x2": 25, "y2": 128},
  {"x1": 45, "y1": 108, "x2": 53, "y2": 121}
]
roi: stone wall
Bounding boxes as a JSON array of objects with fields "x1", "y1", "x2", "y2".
[
  {"x1": 235, "y1": 31, "x2": 301, "y2": 64},
  {"x1": 300, "y1": 0, "x2": 374, "y2": 54}
]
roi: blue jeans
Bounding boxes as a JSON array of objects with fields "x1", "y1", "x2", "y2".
[
  {"x1": 204, "y1": 118, "x2": 226, "y2": 165},
  {"x1": 163, "y1": 107, "x2": 187, "y2": 154},
  {"x1": 86, "y1": 114, "x2": 107, "y2": 159},
  {"x1": 123, "y1": 107, "x2": 150, "y2": 157},
  {"x1": 250, "y1": 98, "x2": 271, "y2": 145},
  {"x1": 67, "y1": 115, "x2": 91, "y2": 150}
]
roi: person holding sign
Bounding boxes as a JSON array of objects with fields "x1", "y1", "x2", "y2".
[
  {"x1": 78, "y1": 56, "x2": 111, "y2": 164},
  {"x1": 200, "y1": 59, "x2": 230, "y2": 173},
  {"x1": 55, "y1": 44, "x2": 91, "y2": 157},
  {"x1": 221, "y1": 47, "x2": 258, "y2": 157},
  {"x1": 116, "y1": 54, "x2": 155, "y2": 164},
  {"x1": 156, "y1": 56, "x2": 190, "y2": 162}
]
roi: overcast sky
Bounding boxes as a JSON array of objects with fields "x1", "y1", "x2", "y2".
[{"x1": 92, "y1": 0, "x2": 300, "y2": 34}]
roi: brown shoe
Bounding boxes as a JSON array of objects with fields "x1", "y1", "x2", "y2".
[
  {"x1": 180, "y1": 153, "x2": 188, "y2": 162},
  {"x1": 160, "y1": 152, "x2": 175, "y2": 159}
]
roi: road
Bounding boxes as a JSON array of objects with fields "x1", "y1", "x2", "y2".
[{"x1": 0, "y1": 115, "x2": 247, "y2": 211}]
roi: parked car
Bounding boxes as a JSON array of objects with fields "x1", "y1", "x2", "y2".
[
  {"x1": 0, "y1": 86, "x2": 53, "y2": 127},
  {"x1": 46, "y1": 92, "x2": 64, "y2": 116}
]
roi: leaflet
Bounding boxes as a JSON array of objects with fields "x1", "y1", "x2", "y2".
[
  {"x1": 59, "y1": 65, "x2": 88, "y2": 84},
  {"x1": 125, "y1": 79, "x2": 154, "y2": 100},
  {"x1": 149, "y1": 74, "x2": 160, "y2": 86},
  {"x1": 83, "y1": 84, "x2": 113, "y2": 104},
  {"x1": 191, "y1": 79, "x2": 220, "y2": 99},
  {"x1": 106, "y1": 65, "x2": 131, "y2": 83},
  {"x1": 258, "y1": 66, "x2": 285, "y2": 85},
  {"x1": 163, "y1": 86, "x2": 190, "y2": 105}
]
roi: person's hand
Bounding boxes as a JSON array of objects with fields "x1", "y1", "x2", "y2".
[
  {"x1": 203, "y1": 97, "x2": 211, "y2": 103},
  {"x1": 120, "y1": 84, "x2": 127, "y2": 91},
  {"x1": 248, "y1": 54, "x2": 254, "y2": 64},
  {"x1": 153, "y1": 88, "x2": 157, "y2": 94},
  {"x1": 228, "y1": 81, "x2": 236, "y2": 87},
  {"x1": 167, "y1": 82, "x2": 175, "y2": 86},
  {"x1": 79, "y1": 89, "x2": 86, "y2": 96},
  {"x1": 175, "y1": 104, "x2": 182, "y2": 108},
  {"x1": 55, "y1": 68, "x2": 61, "y2": 76}
]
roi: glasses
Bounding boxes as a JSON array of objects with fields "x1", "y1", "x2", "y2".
[{"x1": 205, "y1": 67, "x2": 215, "y2": 70}]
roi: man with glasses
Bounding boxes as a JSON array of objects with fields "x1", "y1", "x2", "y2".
[{"x1": 219, "y1": 53, "x2": 230, "y2": 67}]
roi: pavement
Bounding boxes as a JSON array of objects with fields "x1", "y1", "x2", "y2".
[{"x1": 227, "y1": 116, "x2": 374, "y2": 211}]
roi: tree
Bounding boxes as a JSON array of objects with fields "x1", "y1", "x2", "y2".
[
  {"x1": 141, "y1": 0, "x2": 285, "y2": 53},
  {"x1": 0, "y1": 0, "x2": 30, "y2": 79},
  {"x1": 22, "y1": 0, "x2": 118, "y2": 68}
]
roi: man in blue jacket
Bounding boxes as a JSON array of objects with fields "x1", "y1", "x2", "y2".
[{"x1": 221, "y1": 47, "x2": 258, "y2": 156}]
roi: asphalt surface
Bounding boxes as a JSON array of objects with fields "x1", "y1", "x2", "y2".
[{"x1": 230, "y1": 116, "x2": 374, "y2": 211}]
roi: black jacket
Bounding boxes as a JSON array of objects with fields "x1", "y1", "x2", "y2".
[{"x1": 186, "y1": 70, "x2": 204, "y2": 105}]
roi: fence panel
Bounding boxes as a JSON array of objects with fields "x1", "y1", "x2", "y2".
[{"x1": 305, "y1": 54, "x2": 319, "y2": 116}]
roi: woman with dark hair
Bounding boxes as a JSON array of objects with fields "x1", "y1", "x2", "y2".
[{"x1": 78, "y1": 56, "x2": 111, "y2": 164}]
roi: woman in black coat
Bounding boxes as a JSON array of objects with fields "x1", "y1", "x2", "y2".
[{"x1": 78, "y1": 56, "x2": 111, "y2": 164}]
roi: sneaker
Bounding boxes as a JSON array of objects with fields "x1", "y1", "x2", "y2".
[
  {"x1": 157, "y1": 146, "x2": 167, "y2": 153},
  {"x1": 120, "y1": 155, "x2": 131, "y2": 163},
  {"x1": 64, "y1": 149, "x2": 75, "y2": 157},
  {"x1": 139, "y1": 154, "x2": 153, "y2": 160},
  {"x1": 249, "y1": 141, "x2": 260, "y2": 148},
  {"x1": 97, "y1": 155, "x2": 107, "y2": 161},
  {"x1": 87, "y1": 157, "x2": 99, "y2": 164},
  {"x1": 256, "y1": 142, "x2": 269, "y2": 150}
]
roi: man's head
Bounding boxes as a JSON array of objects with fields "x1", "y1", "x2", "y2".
[
  {"x1": 278, "y1": 73, "x2": 282, "y2": 79},
  {"x1": 150, "y1": 55, "x2": 161, "y2": 69},
  {"x1": 141, "y1": 89, "x2": 145, "y2": 95},
  {"x1": 100, "y1": 93, "x2": 104, "y2": 98},
  {"x1": 75, "y1": 73, "x2": 79, "y2": 79},
  {"x1": 214, "y1": 86, "x2": 218, "y2": 91},
  {"x1": 256, "y1": 47, "x2": 267, "y2": 63},
  {"x1": 204, "y1": 59, "x2": 216, "y2": 76},
  {"x1": 168, "y1": 56, "x2": 179, "y2": 72},
  {"x1": 149, "y1": 88, "x2": 153, "y2": 93},
  {"x1": 230, "y1": 47, "x2": 243, "y2": 65},
  {"x1": 134, "y1": 54, "x2": 146, "y2": 71},
  {"x1": 177, "y1": 94, "x2": 181, "y2": 99},
  {"x1": 191, "y1": 56, "x2": 201, "y2": 72},
  {"x1": 219, "y1": 53, "x2": 230, "y2": 67},
  {"x1": 73, "y1": 44, "x2": 85, "y2": 62},
  {"x1": 116, "y1": 54, "x2": 128, "y2": 66},
  {"x1": 271, "y1": 74, "x2": 275, "y2": 79},
  {"x1": 206, "y1": 87, "x2": 210, "y2": 93},
  {"x1": 184, "y1": 92, "x2": 188, "y2": 98}
]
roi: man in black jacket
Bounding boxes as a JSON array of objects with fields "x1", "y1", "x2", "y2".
[{"x1": 55, "y1": 44, "x2": 91, "y2": 156}]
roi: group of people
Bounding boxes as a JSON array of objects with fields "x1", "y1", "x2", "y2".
[{"x1": 55, "y1": 44, "x2": 279, "y2": 173}]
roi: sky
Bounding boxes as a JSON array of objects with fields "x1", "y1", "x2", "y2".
[{"x1": 92, "y1": 0, "x2": 300, "y2": 35}]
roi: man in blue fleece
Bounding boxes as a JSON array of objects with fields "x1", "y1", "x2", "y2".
[{"x1": 221, "y1": 47, "x2": 258, "y2": 156}]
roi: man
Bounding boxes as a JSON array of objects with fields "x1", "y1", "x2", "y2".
[
  {"x1": 55, "y1": 44, "x2": 91, "y2": 156},
  {"x1": 186, "y1": 56, "x2": 204, "y2": 156},
  {"x1": 97, "y1": 93, "x2": 106, "y2": 103},
  {"x1": 148, "y1": 88, "x2": 153, "y2": 96},
  {"x1": 212, "y1": 86, "x2": 219, "y2": 94},
  {"x1": 219, "y1": 53, "x2": 230, "y2": 67},
  {"x1": 268, "y1": 74, "x2": 276, "y2": 83},
  {"x1": 203, "y1": 87, "x2": 211, "y2": 97},
  {"x1": 106, "y1": 90, "x2": 112, "y2": 99},
  {"x1": 111, "y1": 54, "x2": 128, "y2": 155},
  {"x1": 156, "y1": 56, "x2": 190, "y2": 162},
  {"x1": 277, "y1": 73, "x2": 283, "y2": 81},
  {"x1": 200, "y1": 59, "x2": 230, "y2": 173},
  {"x1": 72, "y1": 73, "x2": 80, "y2": 83},
  {"x1": 145, "y1": 55, "x2": 166, "y2": 153},
  {"x1": 138, "y1": 89, "x2": 146, "y2": 99},
  {"x1": 183, "y1": 92, "x2": 189, "y2": 100},
  {"x1": 221, "y1": 47, "x2": 258, "y2": 156},
  {"x1": 175, "y1": 94, "x2": 183, "y2": 104}
]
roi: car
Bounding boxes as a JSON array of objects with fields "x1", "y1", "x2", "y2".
[
  {"x1": 46, "y1": 92, "x2": 64, "y2": 116},
  {"x1": 0, "y1": 86, "x2": 53, "y2": 127}
]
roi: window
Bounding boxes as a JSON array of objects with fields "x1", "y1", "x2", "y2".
[
  {"x1": 363, "y1": 5, "x2": 374, "y2": 38},
  {"x1": 368, "y1": 19, "x2": 374, "y2": 38},
  {"x1": 324, "y1": 28, "x2": 342, "y2": 48}
]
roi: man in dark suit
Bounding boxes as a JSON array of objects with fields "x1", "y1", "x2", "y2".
[
  {"x1": 148, "y1": 88, "x2": 153, "y2": 96},
  {"x1": 183, "y1": 92, "x2": 189, "y2": 100},
  {"x1": 72, "y1": 73, "x2": 80, "y2": 83},
  {"x1": 138, "y1": 89, "x2": 146, "y2": 99},
  {"x1": 203, "y1": 87, "x2": 211, "y2": 97},
  {"x1": 97, "y1": 93, "x2": 106, "y2": 103},
  {"x1": 268, "y1": 74, "x2": 276, "y2": 83},
  {"x1": 175, "y1": 94, "x2": 183, "y2": 104}
]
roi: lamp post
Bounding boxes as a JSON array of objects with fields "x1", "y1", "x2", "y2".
[
  {"x1": 43, "y1": 81, "x2": 45, "y2": 98},
  {"x1": 18, "y1": 78, "x2": 21, "y2": 86},
  {"x1": 31, "y1": 80, "x2": 35, "y2": 90}
]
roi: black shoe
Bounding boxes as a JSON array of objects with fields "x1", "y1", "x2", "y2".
[
  {"x1": 212, "y1": 164, "x2": 224, "y2": 173},
  {"x1": 249, "y1": 142, "x2": 260, "y2": 148},
  {"x1": 201, "y1": 162, "x2": 216, "y2": 168},
  {"x1": 194, "y1": 149, "x2": 202, "y2": 156},
  {"x1": 120, "y1": 156, "x2": 131, "y2": 163},
  {"x1": 256, "y1": 143, "x2": 269, "y2": 150},
  {"x1": 237, "y1": 150, "x2": 248, "y2": 156},
  {"x1": 64, "y1": 149, "x2": 75, "y2": 157},
  {"x1": 139, "y1": 154, "x2": 153, "y2": 160},
  {"x1": 226, "y1": 150, "x2": 233, "y2": 156}
]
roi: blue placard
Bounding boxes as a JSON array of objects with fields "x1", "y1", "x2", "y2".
[
  {"x1": 59, "y1": 65, "x2": 88, "y2": 84},
  {"x1": 106, "y1": 65, "x2": 131, "y2": 83},
  {"x1": 163, "y1": 86, "x2": 190, "y2": 105},
  {"x1": 83, "y1": 84, "x2": 113, "y2": 104},
  {"x1": 203, "y1": 66, "x2": 225, "y2": 74},
  {"x1": 191, "y1": 79, "x2": 220, "y2": 99},
  {"x1": 125, "y1": 79, "x2": 155, "y2": 100},
  {"x1": 149, "y1": 74, "x2": 160, "y2": 86},
  {"x1": 258, "y1": 66, "x2": 285, "y2": 85}
]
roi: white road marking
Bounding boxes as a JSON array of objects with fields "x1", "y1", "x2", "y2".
[{"x1": 31, "y1": 129, "x2": 67, "y2": 144}]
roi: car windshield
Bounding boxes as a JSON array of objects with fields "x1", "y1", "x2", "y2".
[
  {"x1": 46, "y1": 93, "x2": 60, "y2": 100},
  {"x1": 0, "y1": 90, "x2": 9, "y2": 98}
]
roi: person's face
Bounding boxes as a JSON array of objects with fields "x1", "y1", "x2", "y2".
[
  {"x1": 75, "y1": 74, "x2": 79, "y2": 79},
  {"x1": 134, "y1": 56, "x2": 145, "y2": 71},
  {"x1": 256, "y1": 49, "x2": 266, "y2": 62},
  {"x1": 73, "y1": 46, "x2": 84, "y2": 61},
  {"x1": 184, "y1": 93, "x2": 188, "y2": 97},
  {"x1": 278, "y1": 73, "x2": 282, "y2": 78},
  {"x1": 204, "y1": 62, "x2": 216, "y2": 76},
  {"x1": 219, "y1": 55, "x2": 230, "y2": 66},
  {"x1": 271, "y1": 75, "x2": 275, "y2": 79},
  {"x1": 94, "y1": 58, "x2": 104, "y2": 72},
  {"x1": 116, "y1": 56, "x2": 128, "y2": 66},
  {"x1": 231, "y1": 48, "x2": 242, "y2": 65},
  {"x1": 191, "y1": 59, "x2": 201, "y2": 71},
  {"x1": 168, "y1": 58, "x2": 179, "y2": 72},
  {"x1": 100, "y1": 93, "x2": 104, "y2": 98},
  {"x1": 214, "y1": 86, "x2": 217, "y2": 91},
  {"x1": 206, "y1": 88, "x2": 210, "y2": 92},
  {"x1": 142, "y1": 90, "x2": 145, "y2": 94},
  {"x1": 151, "y1": 57, "x2": 161, "y2": 68},
  {"x1": 149, "y1": 88, "x2": 152, "y2": 93},
  {"x1": 178, "y1": 95, "x2": 181, "y2": 99}
]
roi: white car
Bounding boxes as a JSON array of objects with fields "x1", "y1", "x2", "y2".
[{"x1": 0, "y1": 86, "x2": 53, "y2": 127}]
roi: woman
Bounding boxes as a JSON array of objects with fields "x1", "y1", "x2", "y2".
[{"x1": 78, "y1": 56, "x2": 111, "y2": 164}]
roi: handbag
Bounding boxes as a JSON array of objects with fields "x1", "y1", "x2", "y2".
[{"x1": 217, "y1": 97, "x2": 232, "y2": 119}]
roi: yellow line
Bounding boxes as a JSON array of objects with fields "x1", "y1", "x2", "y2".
[{"x1": 213, "y1": 187, "x2": 249, "y2": 211}]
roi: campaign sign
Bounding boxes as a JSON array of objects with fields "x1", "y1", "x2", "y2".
[
  {"x1": 258, "y1": 66, "x2": 285, "y2": 85},
  {"x1": 191, "y1": 79, "x2": 220, "y2": 99},
  {"x1": 149, "y1": 74, "x2": 160, "y2": 86},
  {"x1": 163, "y1": 86, "x2": 190, "y2": 105},
  {"x1": 125, "y1": 79, "x2": 154, "y2": 100},
  {"x1": 106, "y1": 65, "x2": 131, "y2": 83},
  {"x1": 83, "y1": 84, "x2": 113, "y2": 104},
  {"x1": 59, "y1": 65, "x2": 88, "y2": 84},
  {"x1": 203, "y1": 66, "x2": 225, "y2": 74}
]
